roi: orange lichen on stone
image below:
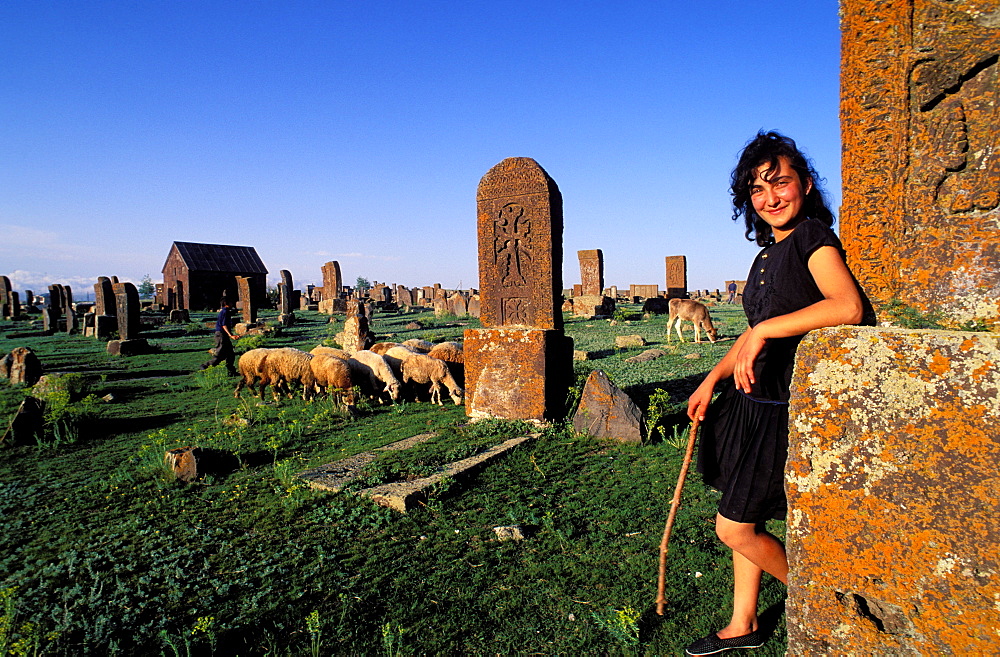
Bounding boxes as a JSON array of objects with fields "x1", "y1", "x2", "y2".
[{"x1": 786, "y1": 326, "x2": 1000, "y2": 653}]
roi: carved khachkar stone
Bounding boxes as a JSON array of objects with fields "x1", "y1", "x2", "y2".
[
  {"x1": 786, "y1": 326, "x2": 1000, "y2": 654},
  {"x1": 465, "y1": 157, "x2": 573, "y2": 421},
  {"x1": 841, "y1": 0, "x2": 1000, "y2": 327},
  {"x1": 476, "y1": 157, "x2": 563, "y2": 330},
  {"x1": 629, "y1": 284, "x2": 659, "y2": 300},
  {"x1": 665, "y1": 255, "x2": 687, "y2": 298},
  {"x1": 578, "y1": 250, "x2": 604, "y2": 297},
  {"x1": 236, "y1": 276, "x2": 255, "y2": 325}
]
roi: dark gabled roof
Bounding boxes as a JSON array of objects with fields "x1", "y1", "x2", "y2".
[{"x1": 168, "y1": 241, "x2": 268, "y2": 274}]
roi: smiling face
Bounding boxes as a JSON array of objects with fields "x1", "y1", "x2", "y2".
[{"x1": 750, "y1": 155, "x2": 813, "y2": 241}]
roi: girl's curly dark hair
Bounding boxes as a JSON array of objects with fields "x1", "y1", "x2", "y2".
[{"x1": 731, "y1": 130, "x2": 834, "y2": 246}]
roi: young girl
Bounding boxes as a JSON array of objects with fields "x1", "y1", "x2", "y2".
[{"x1": 684, "y1": 132, "x2": 863, "y2": 655}]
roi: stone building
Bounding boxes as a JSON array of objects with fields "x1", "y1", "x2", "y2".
[{"x1": 160, "y1": 241, "x2": 268, "y2": 311}]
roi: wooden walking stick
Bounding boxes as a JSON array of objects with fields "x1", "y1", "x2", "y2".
[{"x1": 655, "y1": 417, "x2": 700, "y2": 615}]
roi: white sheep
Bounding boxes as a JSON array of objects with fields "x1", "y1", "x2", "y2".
[
  {"x1": 348, "y1": 350, "x2": 402, "y2": 404},
  {"x1": 259, "y1": 347, "x2": 315, "y2": 402},
  {"x1": 309, "y1": 354, "x2": 355, "y2": 408},
  {"x1": 396, "y1": 349, "x2": 464, "y2": 406}
]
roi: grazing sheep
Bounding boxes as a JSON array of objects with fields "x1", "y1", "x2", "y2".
[
  {"x1": 259, "y1": 347, "x2": 315, "y2": 402},
  {"x1": 310, "y1": 345, "x2": 350, "y2": 360},
  {"x1": 233, "y1": 347, "x2": 275, "y2": 398},
  {"x1": 401, "y1": 338, "x2": 434, "y2": 353},
  {"x1": 427, "y1": 341, "x2": 465, "y2": 387},
  {"x1": 369, "y1": 342, "x2": 400, "y2": 355},
  {"x1": 399, "y1": 351, "x2": 464, "y2": 406},
  {"x1": 348, "y1": 350, "x2": 402, "y2": 403},
  {"x1": 309, "y1": 354, "x2": 355, "y2": 408},
  {"x1": 382, "y1": 345, "x2": 416, "y2": 385}
]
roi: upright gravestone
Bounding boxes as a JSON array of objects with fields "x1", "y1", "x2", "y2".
[
  {"x1": 8, "y1": 292, "x2": 19, "y2": 319},
  {"x1": 464, "y1": 157, "x2": 573, "y2": 421},
  {"x1": 785, "y1": 2, "x2": 1000, "y2": 653},
  {"x1": 840, "y1": 0, "x2": 1000, "y2": 328},
  {"x1": 665, "y1": 255, "x2": 687, "y2": 298},
  {"x1": 89, "y1": 277, "x2": 117, "y2": 339},
  {"x1": 236, "y1": 276, "x2": 255, "y2": 325},
  {"x1": 278, "y1": 269, "x2": 295, "y2": 326},
  {"x1": 48, "y1": 284, "x2": 63, "y2": 317},
  {"x1": 0, "y1": 276, "x2": 11, "y2": 319},
  {"x1": 575, "y1": 249, "x2": 614, "y2": 318},
  {"x1": 24, "y1": 290, "x2": 34, "y2": 309},
  {"x1": 450, "y1": 293, "x2": 468, "y2": 317},
  {"x1": 107, "y1": 282, "x2": 148, "y2": 355},
  {"x1": 61, "y1": 286, "x2": 77, "y2": 334},
  {"x1": 320, "y1": 261, "x2": 343, "y2": 314}
]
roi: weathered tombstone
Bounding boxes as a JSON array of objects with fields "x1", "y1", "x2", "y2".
[
  {"x1": 7, "y1": 347, "x2": 42, "y2": 387},
  {"x1": 174, "y1": 280, "x2": 185, "y2": 310},
  {"x1": 467, "y1": 295, "x2": 481, "y2": 319},
  {"x1": 320, "y1": 262, "x2": 343, "y2": 314},
  {"x1": 786, "y1": 3, "x2": 1000, "y2": 654},
  {"x1": 575, "y1": 249, "x2": 614, "y2": 318},
  {"x1": 572, "y1": 369, "x2": 644, "y2": 443},
  {"x1": 88, "y1": 277, "x2": 117, "y2": 338},
  {"x1": 236, "y1": 276, "x2": 255, "y2": 324},
  {"x1": 23, "y1": 290, "x2": 34, "y2": 309},
  {"x1": 0, "y1": 276, "x2": 11, "y2": 319},
  {"x1": 464, "y1": 157, "x2": 573, "y2": 421},
  {"x1": 629, "y1": 284, "x2": 659, "y2": 299},
  {"x1": 433, "y1": 297, "x2": 449, "y2": 317},
  {"x1": 341, "y1": 300, "x2": 374, "y2": 353},
  {"x1": 60, "y1": 286, "x2": 77, "y2": 334},
  {"x1": 48, "y1": 284, "x2": 63, "y2": 316},
  {"x1": 41, "y1": 307, "x2": 57, "y2": 334},
  {"x1": 8, "y1": 292, "x2": 19, "y2": 319},
  {"x1": 665, "y1": 255, "x2": 687, "y2": 298},
  {"x1": 107, "y1": 282, "x2": 148, "y2": 355},
  {"x1": 450, "y1": 294, "x2": 468, "y2": 317},
  {"x1": 840, "y1": 1, "x2": 1000, "y2": 328},
  {"x1": 277, "y1": 269, "x2": 295, "y2": 326}
]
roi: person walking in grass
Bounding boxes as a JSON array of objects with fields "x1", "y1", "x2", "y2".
[
  {"x1": 202, "y1": 297, "x2": 239, "y2": 375},
  {"x1": 684, "y1": 131, "x2": 865, "y2": 655}
]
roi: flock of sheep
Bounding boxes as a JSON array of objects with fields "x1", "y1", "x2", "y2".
[{"x1": 233, "y1": 339, "x2": 465, "y2": 408}]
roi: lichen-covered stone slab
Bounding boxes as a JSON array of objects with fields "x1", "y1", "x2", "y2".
[
  {"x1": 298, "y1": 432, "x2": 438, "y2": 492},
  {"x1": 572, "y1": 369, "x2": 644, "y2": 443},
  {"x1": 840, "y1": 0, "x2": 1000, "y2": 327},
  {"x1": 786, "y1": 326, "x2": 1000, "y2": 653}
]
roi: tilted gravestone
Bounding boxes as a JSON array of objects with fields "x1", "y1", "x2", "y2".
[
  {"x1": 464, "y1": 157, "x2": 573, "y2": 421},
  {"x1": 664, "y1": 255, "x2": 687, "y2": 298},
  {"x1": 786, "y1": 2, "x2": 1000, "y2": 653}
]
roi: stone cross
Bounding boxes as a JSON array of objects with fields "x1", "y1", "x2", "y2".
[
  {"x1": 465, "y1": 157, "x2": 573, "y2": 421},
  {"x1": 322, "y1": 261, "x2": 342, "y2": 302},
  {"x1": 476, "y1": 157, "x2": 563, "y2": 330},
  {"x1": 578, "y1": 249, "x2": 604, "y2": 297},
  {"x1": 840, "y1": 0, "x2": 1000, "y2": 327},
  {"x1": 665, "y1": 255, "x2": 687, "y2": 298}
]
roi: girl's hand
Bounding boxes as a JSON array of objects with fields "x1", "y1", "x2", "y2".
[
  {"x1": 733, "y1": 328, "x2": 766, "y2": 393},
  {"x1": 687, "y1": 379, "x2": 716, "y2": 422}
]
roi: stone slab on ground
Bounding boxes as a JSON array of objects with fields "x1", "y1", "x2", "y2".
[
  {"x1": 298, "y1": 432, "x2": 438, "y2": 492},
  {"x1": 358, "y1": 435, "x2": 535, "y2": 512}
]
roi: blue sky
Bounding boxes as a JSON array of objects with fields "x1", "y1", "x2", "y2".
[{"x1": 1, "y1": 1, "x2": 841, "y2": 298}]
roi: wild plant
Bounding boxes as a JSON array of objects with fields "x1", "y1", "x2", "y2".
[
  {"x1": 306, "y1": 609, "x2": 322, "y2": 657},
  {"x1": 193, "y1": 365, "x2": 230, "y2": 390},
  {"x1": 591, "y1": 604, "x2": 641, "y2": 648},
  {"x1": 380, "y1": 622, "x2": 406, "y2": 657},
  {"x1": 191, "y1": 615, "x2": 217, "y2": 655},
  {"x1": 37, "y1": 390, "x2": 101, "y2": 449}
]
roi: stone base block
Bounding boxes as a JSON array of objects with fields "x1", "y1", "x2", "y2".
[
  {"x1": 168, "y1": 309, "x2": 190, "y2": 324},
  {"x1": 787, "y1": 326, "x2": 1000, "y2": 654},
  {"x1": 463, "y1": 328, "x2": 573, "y2": 421},
  {"x1": 572, "y1": 294, "x2": 615, "y2": 319},
  {"x1": 106, "y1": 338, "x2": 150, "y2": 356},
  {"x1": 277, "y1": 313, "x2": 295, "y2": 327}
]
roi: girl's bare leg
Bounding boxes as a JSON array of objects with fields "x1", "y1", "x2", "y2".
[{"x1": 713, "y1": 514, "x2": 788, "y2": 638}]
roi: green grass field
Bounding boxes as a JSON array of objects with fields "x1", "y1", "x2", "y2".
[{"x1": 0, "y1": 303, "x2": 786, "y2": 656}]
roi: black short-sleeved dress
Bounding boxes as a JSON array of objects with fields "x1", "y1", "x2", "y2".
[{"x1": 697, "y1": 218, "x2": 844, "y2": 523}]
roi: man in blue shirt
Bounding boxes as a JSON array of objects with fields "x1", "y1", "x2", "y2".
[{"x1": 201, "y1": 298, "x2": 238, "y2": 374}]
